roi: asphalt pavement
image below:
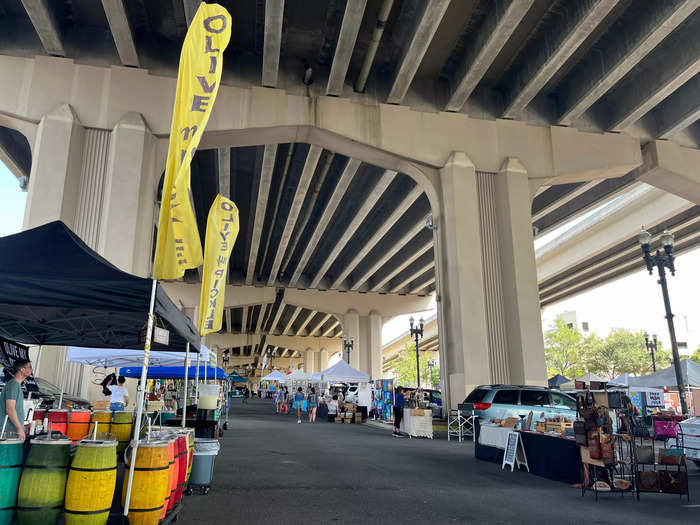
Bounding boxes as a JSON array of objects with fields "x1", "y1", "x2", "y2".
[{"x1": 180, "y1": 398, "x2": 698, "y2": 524}]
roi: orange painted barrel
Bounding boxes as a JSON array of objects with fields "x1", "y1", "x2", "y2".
[
  {"x1": 160, "y1": 437, "x2": 177, "y2": 518},
  {"x1": 121, "y1": 441, "x2": 169, "y2": 525},
  {"x1": 88, "y1": 411, "x2": 111, "y2": 436},
  {"x1": 48, "y1": 409, "x2": 68, "y2": 436},
  {"x1": 67, "y1": 411, "x2": 91, "y2": 442},
  {"x1": 171, "y1": 436, "x2": 187, "y2": 509}
]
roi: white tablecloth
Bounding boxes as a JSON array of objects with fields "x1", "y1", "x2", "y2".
[
  {"x1": 400, "y1": 410, "x2": 433, "y2": 438},
  {"x1": 478, "y1": 424, "x2": 513, "y2": 449}
]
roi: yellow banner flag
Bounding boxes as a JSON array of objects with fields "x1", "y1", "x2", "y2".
[
  {"x1": 153, "y1": 3, "x2": 231, "y2": 280},
  {"x1": 199, "y1": 195, "x2": 240, "y2": 335}
]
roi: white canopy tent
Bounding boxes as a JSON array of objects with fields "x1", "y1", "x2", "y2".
[
  {"x1": 560, "y1": 372, "x2": 608, "y2": 390},
  {"x1": 320, "y1": 360, "x2": 370, "y2": 383},
  {"x1": 67, "y1": 346, "x2": 187, "y2": 367},
  {"x1": 261, "y1": 370, "x2": 287, "y2": 381},
  {"x1": 280, "y1": 369, "x2": 311, "y2": 383}
]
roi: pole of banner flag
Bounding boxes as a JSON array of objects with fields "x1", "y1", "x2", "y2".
[
  {"x1": 195, "y1": 351, "x2": 201, "y2": 403},
  {"x1": 123, "y1": 278, "x2": 158, "y2": 517},
  {"x1": 28, "y1": 345, "x2": 42, "y2": 402},
  {"x1": 182, "y1": 343, "x2": 190, "y2": 428},
  {"x1": 204, "y1": 363, "x2": 208, "y2": 385},
  {"x1": 57, "y1": 349, "x2": 68, "y2": 409}
]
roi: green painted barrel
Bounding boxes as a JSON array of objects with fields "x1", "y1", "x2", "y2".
[
  {"x1": 0, "y1": 439, "x2": 24, "y2": 525},
  {"x1": 17, "y1": 439, "x2": 72, "y2": 525}
]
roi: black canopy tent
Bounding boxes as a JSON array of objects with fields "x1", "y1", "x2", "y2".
[{"x1": 0, "y1": 221, "x2": 199, "y2": 352}]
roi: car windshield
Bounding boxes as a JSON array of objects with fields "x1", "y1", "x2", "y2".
[{"x1": 34, "y1": 377, "x2": 62, "y2": 395}]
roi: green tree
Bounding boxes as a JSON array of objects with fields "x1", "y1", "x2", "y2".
[
  {"x1": 586, "y1": 329, "x2": 670, "y2": 379},
  {"x1": 690, "y1": 346, "x2": 700, "y2": 364},
  {"x1": 392, "y1": 344, "x2": 439, "y2": 388},
  {"x1": 543, "y1": 318, "x2": 590, "y2": 379}
]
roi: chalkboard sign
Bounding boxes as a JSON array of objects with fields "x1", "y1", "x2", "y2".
[
  {"x1": 502, "y1": 432, "x2": 519, "y2": 471},
  {"x1": 0, "y1": 336, "x2": 38, "y2": 392},
  {"x1": 501, "y1": 431, "x2": 529, "y2": 472}
]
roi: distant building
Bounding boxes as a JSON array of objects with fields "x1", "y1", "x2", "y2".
[{"x1": 558, "y1": 311, "x2": 590, "y2": 333}]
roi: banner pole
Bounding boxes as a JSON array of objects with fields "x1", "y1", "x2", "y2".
[
  {"x1": 182, "y1": 343, "x2": 190, "y2": 428},
  {"x1": 58, "y1": 349, "x2": 68, "y2": 409},
  {"x1": 27, "y1": 345, "x2": 42, "y2": 403},
  {"x1": 123, "y1": 278, "x2": 158, "y2": 517},
  {"x1": 195, "y1": 351, "x2": 201, "y2": 403}
]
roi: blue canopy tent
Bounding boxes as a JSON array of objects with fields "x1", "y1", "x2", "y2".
[
  {"x1": 119, "y1": 365, "x2": 228, "y2": 380},
  {"x1": 548, "y1": 374, "x2": 570, "y2": 388}
]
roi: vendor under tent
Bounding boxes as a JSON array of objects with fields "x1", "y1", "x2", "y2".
[
  {"x1": 281, "y1": 369, "x2": 312, "y2": 383},
  {"x1": 320, "y1": 360, "x2": 370, "y2": 383},
  {"x1": 228, "y1": 371, "x2": 246, "y2": 383},
  {"x1": 119, "y1": 365, "x2": 228, "y2": 380}
]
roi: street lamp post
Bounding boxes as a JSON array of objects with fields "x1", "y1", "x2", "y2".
[
  {"x1": 409, "y1": 316, "x2": 424, "y2": 388},
  {"x1": 643, "y1": 332, "x2": 658, "y2": 373},
  {"x1": 638, "y1": 228, "x2": 688, "y2": 415},
  {"x1": 222, "y1": 350, "x2": 230, "y2": 370},
  {"x1": 343, "y1": 339, "x2": 354, "y2": 364},
  {"x1": 427, "y1": 359, "x2": 435, "y2": 388}
]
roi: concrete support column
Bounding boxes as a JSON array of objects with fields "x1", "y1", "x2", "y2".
[
  {"x1": 98, "y1": 112, "x2": 157, "y2": 276},
  {"x1": 343, "y1": 310, "x2": 360, "y2": 369},
  {"x1": 368, "y1": 312, "x2": 383, "y2": 379},
  {"x1": 23, "y1": 104, "x2": 84, "y2": 230},
  {"x1": 437, "y1": 152, "x2": 490, "y2": 408},
  {"x1": 304, "y1": 349, "x2": 315, "y2": 373},
  {"x1": 436, "y1": 152, "x2": 546, "y2": 409},
  {"x1": 318, "y1": 349, "x2": 329, "y2": 372}
]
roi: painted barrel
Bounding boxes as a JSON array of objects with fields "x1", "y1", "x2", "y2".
[
  {"x1": 65, "y1": 440, "x2": 117, "y2": 525},
  {"x1": 161, "y1": 437, "x2": 177, "y2": 518},
  {"x1": 170, "y1": 436, "x2": 188, "y2": 509},
  {"x1": 0, "y1": 439, "x2": 24, "y2": 525},
  {"x1": 32, "y1": 409, "x2": 45, "y2": 422},
  {"x1": 67, "y1": 410, "x2": 91, "y2": 442},
  {"x1": 111, "y1": 412, "x2": 133, "y2": 453},
  {"x1": 89, "y1": 411, "x2": 111, "y2": 436},
  {"x1": 121, "y1": 441, "x2": 170, "y2": 525},
  {"x1": 17, "y1": 438, "x2": 72, "y2": 525},
  {"x1": 47, "y1": 409, "x2": 68, "y2": 436}
]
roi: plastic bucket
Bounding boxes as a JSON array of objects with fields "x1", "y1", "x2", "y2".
[
  {"x1": 0, "y1": 439, "x2": 24, "y2": 525},
  {"x1": 198, "y1": 385, "x2": 220, "y2": 410},
  {"x1": 65, "y1": 440, "x2": 117, "y2": 525},
  {"x1": 190, "y1": 439, "x2": 220, "y2": 487}
]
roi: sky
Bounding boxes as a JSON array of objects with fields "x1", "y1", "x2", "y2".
[{"x1": 2, "y1": 160, "x2": 698, "y2": 353}]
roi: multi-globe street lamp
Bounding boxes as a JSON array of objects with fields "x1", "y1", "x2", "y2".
[
  {"x1": 409, "y1": 316, "x2": 424, "y2": 388},
  {"x1": 343, "y1": 339, "x2": 354, "y2": 364},
  {"x1": 222, "y1": 350, "x2": 230, "y2": 369},
  {"x1": 638, "y1": 228, "x2": 688, "y2": 415},
  {"x1": 643, "y1": 332, "x2": 658, "y2": 373}
]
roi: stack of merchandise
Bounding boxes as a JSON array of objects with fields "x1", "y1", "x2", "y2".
[{"x1": 336, "y1": 403, "x2": 363, "y2": 424}]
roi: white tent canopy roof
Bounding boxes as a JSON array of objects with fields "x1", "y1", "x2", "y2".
[
  {"x1": 560, "y1": 372, "x2": 609, "y2": 390},
  {"x1": 281, "y1": 369, "x2": 311, "y2": 383},
  {"x1": 320, "y1": 360, "x2": 370, "y2": 383},
  {"x1": 67, "y1": 346, "x2": 188, "y2": 368},
  {"x1": 619, "y1": 360, "x2": 700, "y2": 388},
  {"x1": 261, "y1": 370, "x2": 287, "y2": 381}
]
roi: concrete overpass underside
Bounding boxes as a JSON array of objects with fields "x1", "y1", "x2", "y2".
[{"x1": 1, "y1": 1, "x2": 699, "y2": 408}]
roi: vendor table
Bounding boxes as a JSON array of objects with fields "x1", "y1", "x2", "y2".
[
  {"x1": 519, "y1": 431, "x2": 581, "y2": 484},
  {"x1": 400, "y1": 409, "x2": 433, "y2": 438}
]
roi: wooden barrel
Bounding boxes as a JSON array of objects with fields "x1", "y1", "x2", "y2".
[
  {"x1": 67, "y1": 410, "x2": 91, "y2": 442},
  {"x1": 64, "y1": 440, "x2": 117, "y2": 525},
  {"x1": 0, "y1": 439, "x2": 24, "y2": 525},
  {"x1": 160, "y1": 437, "x2": 177, "y2": 518},
  {"x1": 111, "y1": 412, "x2": 133, "y2": 453},
  {"x1": 121, "y1": 441, "x2": 170, "y2": 525},
  {"x1": 47, "y1": 409, "x2": 68, "y2": 436},
  {"x1": 170, "y1": 436, "x2": 188, "y2": 509},
  {"x1": 89, "y1": 411, "x2": 111, "y2": 436},
  {"x1": 17, "y1": 438, "x2": 72, "y2": 525},
  {"x1": 32, "y1": 409, "x2": 45, "y2": 422}
]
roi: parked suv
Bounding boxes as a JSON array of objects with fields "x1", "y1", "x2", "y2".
[{"x1": 464, "y1": 385, "x2": 577, "y2": 422}]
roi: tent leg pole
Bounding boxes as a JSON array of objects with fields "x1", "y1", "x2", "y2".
[
  {"x1": 182, "y1": 343, "x2": 189, "y2": 428},
  {"x1": 28, "y1": 345, "x2": 42, "y2": 403},
  {"x1": 58, "y1": 349, "x2": 68, "y2": 409},
  {"x1": 123, "y1": 278, "x2": 158, "y2": 518},
  {"x1": 195, "y1": 352, "x2": 200, "y2": 404}
]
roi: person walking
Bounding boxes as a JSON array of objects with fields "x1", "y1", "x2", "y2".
[
  {"x1": 307, "y1": 387, "x2": 318, "y2": 424},
  {"x1": 106, "y1": 375, "x2": 129, "y2": 414},
  {"x1": 0, "y1": 359, "x2": 32, "y2": 440},
  {"x1": 295, "y1": 387, "x2": 305, "y2": 424},
  {"x1": 243, "y1": 386, "x2": 249, "y2": 404},
  {"x1": 393, "y1": 386, "x2": 405, "y2": 437}
]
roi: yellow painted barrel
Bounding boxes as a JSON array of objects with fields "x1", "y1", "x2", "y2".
[
  {"x1": 17, "y1": 438, "x2": 72, "y2": 525},
  {"x1": 65, "y1": 440, "x2": 117, "y2": 525},
  {"x1": 111, "y1": 412, "x2": 133, "y2": 453},
  {"x1": 89, "y1": 411, "x2": 111, "y2": 436},
  {"x1": 121, "y1": 441, "x2": 170, "y2": 525}
]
